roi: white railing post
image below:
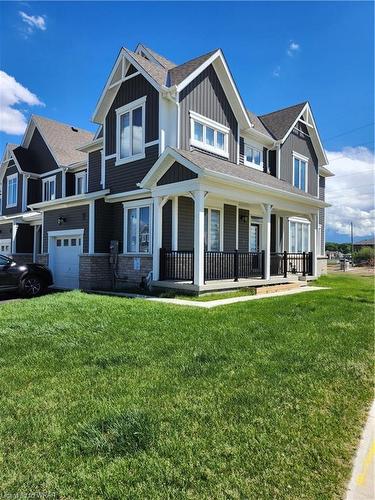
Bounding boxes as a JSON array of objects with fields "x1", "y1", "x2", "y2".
[
  {"x1": 152, "y1": 196, "x2": 163, "y2": 281},
  {"x1": 193, "y1": 190, "x2": 205, "y2": 286},
  {"x1": 262, "y1": 203, "x2": 272, "y2": 280},
  {"x1": 171, "y1": 196, "x2": 178, "y2": 251},
  {"x1": 310, "y1": 213, "x2": 318, "y2": 276}
]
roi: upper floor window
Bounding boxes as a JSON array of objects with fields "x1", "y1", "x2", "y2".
[
  {"x1": 124, "y1": 201, "x2": 151, "y2": 254},
  {"x1": 43, "y1": 176, "x2": 56, "y2": 202},
  {"x1": 6, "y1": 174, "x2": 18, "y2": 207},
  {"x1": 244, "y1": 143, "x2": 263, "y2": 171},
  {"x1": 190, "y1": 111, "x2": 229, "y2": 158},
  {"x1": 293, "y1": 153, "x2": 308, "y2": 191},
  {"x1": 75, "y1": 171, "x2": 87, "y2": 195},
  {"x1": 116, "y1": 96, "x2": 146, "y2": 165}
]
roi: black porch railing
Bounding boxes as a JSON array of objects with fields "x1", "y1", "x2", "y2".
[{"x1": 159, "y1": 249, "x2": 312, "y2": 282}]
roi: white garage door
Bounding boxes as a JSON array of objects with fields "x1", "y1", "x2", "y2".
[
  {"x1": 52, "y1": 235, "x2": 82, "y2": 289},
  {"x1": 0, "y1": 239, "x2": 11, "y2": 255}
]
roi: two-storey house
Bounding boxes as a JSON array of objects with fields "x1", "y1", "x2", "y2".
[{"x1": 15, "y1": 44, "x2": 333, "y2": 292}]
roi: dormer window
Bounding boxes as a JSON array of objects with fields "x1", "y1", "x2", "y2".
[
  {"x1": 190, "y1": 111, "x2": 229, "y2": 158},
  {"x1": 293, "y1": 152, "x2": 308, "y2": 191},
  {"x1": 244, "y1": 143, "x2": 263, "y2": 171},
  {"x1": 116, "y1": 96, "x2": 146, "y2": 165},
  {"x1": 43, "y1": 176, "x2": 56, "y2": 202}
]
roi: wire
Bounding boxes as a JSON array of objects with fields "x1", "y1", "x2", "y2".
[{"x1": 324, "y1": 122, "x2": 375, "y2": 142}]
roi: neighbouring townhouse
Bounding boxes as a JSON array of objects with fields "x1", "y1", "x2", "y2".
[{"x1": 0, "y1": 44, "x2": 334, "y2": 293}]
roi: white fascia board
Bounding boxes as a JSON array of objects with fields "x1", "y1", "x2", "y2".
[
  {"x1": 105, "y1": 188, "x2": 151, "y2": 203},
  {"x1": 241, "y1": 127, "x2": 276, "y2": 147},
  {"x1": 77, "y1": 137, "x2": 103, "y2": 153},
  {"x1": 21, "y1": 119, "x2": 35, "y2": 148},
  {"x1": 319, "y1": 166, "x2": 335, "y2": 177},
  {"x1": 28, "y1": 189, "x2": 110, "y2": 211}
]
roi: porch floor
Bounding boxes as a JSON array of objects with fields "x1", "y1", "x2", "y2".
[{"x1": 152, "y1": 274, "x2": 316, "y2": 294}]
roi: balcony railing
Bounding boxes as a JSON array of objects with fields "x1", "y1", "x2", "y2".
[{"x1": 159, "y1": 249, "x2": 312, "y2": 282}]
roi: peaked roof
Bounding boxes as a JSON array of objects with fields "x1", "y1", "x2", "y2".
[
  {"x1": 258, "y1": 102, "x2": 307, "y2": 140},
  {"x1": 123, "y1": 48, "x2": 168, "y2": 87},
  {"x1": 139, "y1": 45, "x2": 176, "y2": 70},
  {"x1": 167, "y1": 49, "x2": 218, "y2": 86},
  {"x1": 246, "y1": 110, "x2": 273, "y2": 138},
  {"x1": 31, "y1": 115, "x2": 94, "y2": 166}
]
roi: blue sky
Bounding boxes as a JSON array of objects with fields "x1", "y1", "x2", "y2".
[{"x1": 0, "y1": 1, "x2": 374, "y2": 242}]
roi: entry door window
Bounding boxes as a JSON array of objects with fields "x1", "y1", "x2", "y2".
[
  {"x1": 204, "y1": 208, "x2": 221, "y2": 251},
  {"x1": 250, "y1": 224, "x2": 260, "y2": 252}
]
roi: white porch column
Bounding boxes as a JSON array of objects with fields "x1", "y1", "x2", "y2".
[
  {"x1": 12, "y1": 223, "x2": 18, "y2": 254},
  {"x1": 152, "y1": 196, "x2": 163, "y2": 281},
  {"x1": 171, "y1": 196, "x2": 178, "y2": 251},
  {"x1": 193, "y1": 190, "x2": 205, "y2": 286},
  {"x1": 262, "y1": 203, "x2": 272, "y2": 280},
  {"x1": 310, "y1": 213, "x2": 318, "y2": 276}
]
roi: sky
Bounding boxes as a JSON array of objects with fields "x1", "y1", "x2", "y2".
[{"x1": 0, "y1": 1, "x2": 374, "y2": 242}]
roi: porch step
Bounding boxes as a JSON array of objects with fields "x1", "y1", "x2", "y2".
[{"x1": 254, "y1": 281, "x2": 305, "y2": 295}]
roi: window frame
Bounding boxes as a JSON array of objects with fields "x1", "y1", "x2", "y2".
[
  {"x1": 189, "y1": 110, "x2": 229, "y2": 159},
  {"x1": 123, "y1": 199, "x2": 152, "y2": 255},
  {"x1": 292, "y1": 152, "x2": 309, "y2": 192},
  {"x1": 244, "y1": 142, "x2": 263, "y2": 171},
  {"x1": 6, "y1": 173, "x2": 18, "y2": 208},
  {"x1": 75, "y1": 171, "x2": 87, "y2": 195},
  {"x1": 288, "y1": 218, "x2": 310, "y2": 253},
  {"x1": 204, "y1": 206, "x2": 223, "y2": 252},
  {"x1": 116, "y1": 96, "x2": 146, "y2": 166},
  {"x1": 42, "y1": 175, "x2": 56, "y2": 202}
]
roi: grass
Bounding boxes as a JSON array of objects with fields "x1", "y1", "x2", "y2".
[{"x1": 0, "y1": 273, "x2": 373, "y2": 499}]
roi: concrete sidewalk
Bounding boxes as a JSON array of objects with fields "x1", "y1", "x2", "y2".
[{"x1": 346, "y1": 400, "x2": 375, "y2": 500}]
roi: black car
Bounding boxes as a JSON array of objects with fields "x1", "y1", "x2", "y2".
[{"x1": 0, "y1": 254, "x2": 53, "y2": 297}]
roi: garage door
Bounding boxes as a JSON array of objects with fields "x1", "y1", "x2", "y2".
[
  {"x1": 0, "y1": 239, "x2": 11, "y2": 255},
  {"x1": 52, "y1": 235, "x2": 82, "y2": 289}
]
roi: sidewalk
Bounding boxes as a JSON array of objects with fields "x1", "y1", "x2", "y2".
[{"x1": 346, "y1": 400, "x2": 375, "y2": 500}]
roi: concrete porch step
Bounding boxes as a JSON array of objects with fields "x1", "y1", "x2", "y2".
[{"x1": 255, "y1": 281, "x2": 306, "y2": 295}]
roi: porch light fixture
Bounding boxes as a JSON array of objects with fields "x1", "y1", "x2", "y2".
[
  {"x1": 57, "y1": 216, "x2": 66, "y2": 226},
  {"x1": 240, "y1": 214, "x2": 249, "y2": 224}
]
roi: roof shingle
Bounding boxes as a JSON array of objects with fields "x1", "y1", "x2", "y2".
[
  {"x1": 258, "y1": 102, "x2": 307, "y2": 140},
  {"x1": 167, "y1": 49, "x2": 218, "y2": 87}
]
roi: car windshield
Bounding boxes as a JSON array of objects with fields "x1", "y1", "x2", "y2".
[{"x1": 0, "y1": 255, "x2": 11, "y2": 266}]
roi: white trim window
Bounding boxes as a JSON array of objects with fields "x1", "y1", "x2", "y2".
[
  {"x1": 116, "y1": 96, "x2": 146, "y2": 165},
  {"x1": 244, "y1": 143, "x2": 263, "y2": 170},
  {"x1": 43, "y1": 176, "x2": 56, "y2": 202},
  {"x1": 6, "y1": 173, "x2": 18, "y2": 207},
  {"x1": 204, "y1": 207, "x2": 222, "y2": 251},
  {"x1": 293, "y1": 152, "x2": 308, "y2": 191},
  {"x1": 75, "y1": 171, "x2": 87, "y2": 195},
  {"x1": 190, "y1": 110, "x2": 229, "y2": 158},
  {"x1": 123, "y1": 200, "x2": 152, "y2": 254},
  {"x1": 0, "y1": 192, "x2": 2, "y2": 215},
  {"x1": 289, "y1": 219, "x2": 310, "y2": 253}
]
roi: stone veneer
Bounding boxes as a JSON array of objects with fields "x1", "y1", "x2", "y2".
[{"x1": 317, "y1": 256, "x2": 328, "y2": 276}]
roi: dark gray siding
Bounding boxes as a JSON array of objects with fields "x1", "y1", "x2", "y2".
[
  {"x1": 0, "y1": 223, "x2": 13, "y2": 245},
  {"x1": 2, "y1": 163, "x2": 23, "y2": 215},
  {"x1": 27, "y1": 128, "x2": 59, "y2": 174},
  {"x1": 27, "y1": 178, "x2": 41, "y2": 206},
  {"x1": 88, "y1": 149, "x2": 102, "y2": 192},
  {"x1": 43, "y1": 204, "x2": 89, "y2": 253},
  {"x1": 162, "y1": 200, "x2": 172, "y2": 250},
  {"x1": 223, "y1": 204, "x2": 236, "y2": 251},
  {"x1": 111, "y1": 202, "x2": 124, "y2": 253},
  {"x1": 16, "y1": 224, "x2": 33, "y2": 253},
  {"x1": 179, "y1": 64, "x2": 238, "y2": 163},
  {"x1": 178, "y1": 196, "x2": 194, "y2": 251},
  {"x1": 319, "y1": 175, "x2": 325, "y2": 254},
  {"x1": 95, "y1": 198, "x2": 113, "y2": 253},
  {"x1": 105, "y1": 144, "x2": 159, "y2": 194},
  {"x1": 157, "y1": 161, "x2": 197, "y2": 186},
  {"x1": 65, "y1": 172, "x2": 75, "y2": 197},
  {"x1": 105, "y1": 74, "x2": 159, "y2": 156},
  {"x1": 238, "y1": 209, "x2": 249, "y2": 252},
  {"x1": 280, "y1": 123, "x2": 318, "y2": 196},
  {"x1": 268, "y1": 150, "x2": 276, "y2": 177},
  {"x1": 271, "y1": 214, "x2": 276, "y2": 253}
]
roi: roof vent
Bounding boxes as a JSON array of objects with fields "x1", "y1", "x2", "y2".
[{"x1": 71, "y1": 127, "x2": 78, "y2": 132}]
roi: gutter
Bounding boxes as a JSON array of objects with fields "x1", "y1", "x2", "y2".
[{"x1": 28, "y1": 189, "x2": 109, "y2": 211}]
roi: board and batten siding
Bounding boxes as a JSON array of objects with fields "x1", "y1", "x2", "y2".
[
  {"x1": 280, "y1": 122, "x2": 318, "y2": 197},
  {"x1": 88, "y1": 149, "x2": 102, "y2": 193},
  {"x1": 319, "y1": 175, "x2": 326, "y2": 255},
  {"x1": 157, "y1": 161, "x2": 197, "y2": 186},
  {"x1": 2, "y1": 163, "x2": 23, "y2": 215},
  {"x1": 179, "y1": 64, "x2": 238, "y2": 163},
  {"x1": 43, "y1": 204, "x2": 89, "y2": 253},
  {"x1": 27, "y1": 128, "x2": 59, "y2": 174}
]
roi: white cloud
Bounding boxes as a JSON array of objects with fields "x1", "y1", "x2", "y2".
[
  {"x1": 287, "y1": 41, "x2": 300, "y2": 57},
  {"x1": 19, "y1": 11, "x2": 46, "y2": 36},
  {"x1": 326, "y1": 147, "x2": 375, "y2": 238},
  {"x1": 272, "y1": 65, "x2": 281, "y2": 78},
  {"x1": 0, "y1": 70, "x2": 44, "y2": 135}
]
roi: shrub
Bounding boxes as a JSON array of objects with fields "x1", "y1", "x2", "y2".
[{"x1": 353, "y1": 247, "x2": 375, "y2": 265}]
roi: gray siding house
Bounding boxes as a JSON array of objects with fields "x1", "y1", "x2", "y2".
[{"x1": 0, "y1": 44, "x2": 333, "y2": 292}]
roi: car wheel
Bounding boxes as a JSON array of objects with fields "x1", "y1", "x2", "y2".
[{"x1": 20, "y1": 276, "x2": 44, "y2": 298}]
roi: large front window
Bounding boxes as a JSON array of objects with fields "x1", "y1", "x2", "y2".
[
  {"x1": 293, "y1": 154, "x2": 308, "y2": 191},
  {"x1": 116, "y1": 96, "x2": 146, "y2": 164},
  {"x1": 125, "y1": 203, "x2": 151, "y2": 254},
  {"x1": 43, "y1": 176, "x2": 56, "y2": 202},
  {"x1": 289, "y1": 219, "x2": 310, "y2": 252},
  {"x1": 7, "y1": 174, "x2": 18, "y2": 207},
  {"x1": 204, "y1": 208, "x2": 221, "y2": 251},
  {"x1": 190, "y1": 111, "x2": 229, "y2": 158}
]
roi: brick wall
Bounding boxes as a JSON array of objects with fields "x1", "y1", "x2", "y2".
[
  {"x1": 11, "y1": 253, "x2": 34, "y2": 265},
  {"x1": 116, "y1": 255, "x2": 153, "y2": 288},
  {"x1": 36, "y1": 254, "x2": 49, "y2": 266},
  {"x1": 79, "y1": 254, "x2": 113, "y2": 291}
]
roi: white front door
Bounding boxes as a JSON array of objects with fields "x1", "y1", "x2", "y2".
[
  {"x1": 51, "y1": 235, "x2": 82, "y2": 289},
  {"x1": 0, "y1": 239, "x2": 12, "y2": 255}
]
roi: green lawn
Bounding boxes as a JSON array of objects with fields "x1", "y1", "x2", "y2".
[{"x1": 0, "y1": 274, "x2": 373, "y2": 499}]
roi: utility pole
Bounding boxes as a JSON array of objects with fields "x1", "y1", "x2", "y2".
[{"x1": 350, "y1": 221, "x2": 354, "y2": 255}]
